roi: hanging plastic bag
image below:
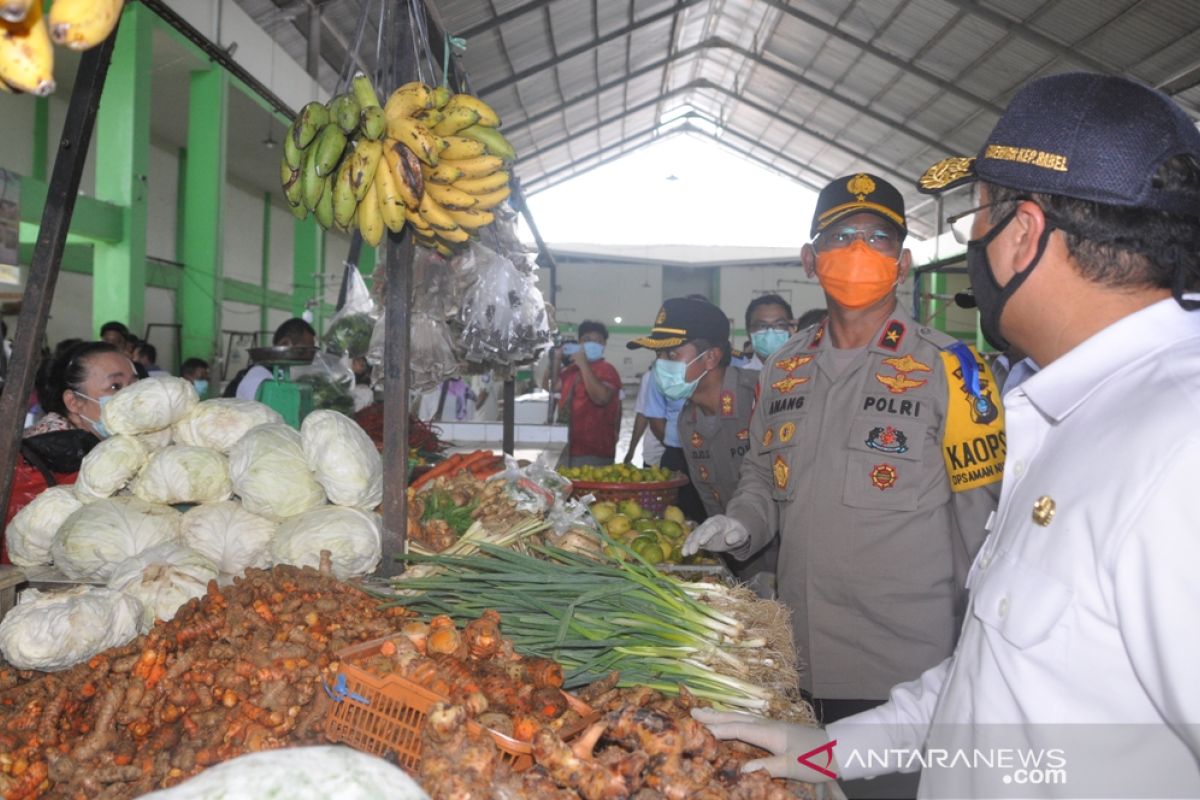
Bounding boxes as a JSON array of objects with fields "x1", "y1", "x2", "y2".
[
  {"x1": 323, "y1": 264, "x2": 379, "y2": 359},
  {"x1": 291, "y1": 350, "x2": 355, "y2": 414}
]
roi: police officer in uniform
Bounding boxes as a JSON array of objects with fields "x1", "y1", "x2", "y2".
[
  {"x1": 684, "y1": 174, "x2": 1006, "y2": 732},
  {"x1": 628, "y1": 298, "x2": 776, "y2": 593}
]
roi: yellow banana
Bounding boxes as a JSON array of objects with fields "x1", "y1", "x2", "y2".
[
  {"x1": 434, "y1": 241, "x2": 456, "y2": 258},
  {"x1": 349, "y1": 139, "x2": 383, "y2": 202},
  {"x1": 332, "y1": 157, "x2": 358, "y2": 229},
  {"x1": 447, "y1": 207, "x2": 495, "y2": 231},
  {"x1": 453, "y1": 170, "x2": 509, "y2": 195},
  {"x1": 444, "y1": 93, "x2": 501, "y2": 127},
  {"x1": 375, "y1": 155, "x2": 406, "y2": 234},
  {"x1": 408, "y1": 212, "x2": 433, "y2": 235},
  {"x1": 431, "y1": 84, "x2": 452, "y2": 110},
  {"x1": 48, "y1": 0, "x2": 122, "y2": 51},
  {"x1": 383, "y1": 81, "x2": 432, "y2": 121},
  {"x1": 424, "y1": 182, "x2": 478, "y2": 211},
  {"x1": 434, "y1": 225, "x2": 470, "y2": 244},
  {"x1": 387, "y1": 117, "x2": 439, "y2": 166},
  {"x1": 439, "y1": 135, "x2": 486, "y2": 160},
  {"x1": 383, "y1": 140, "x2": 424, "y2": 211},
  {"x1": 444, "y1": 154, "x2": 504, "y2": 180},
  {"x1": 470, "y1": 186, "x2": 512, "y2": 211},
  {"x1": 0, "y1": 1, "x2": 54, "y2": 96},
  {"x1": 417, "y1": 192, "x2": 458, "y2": 232},
  {"x1": 431, "y1": 107, "x2": 480, "y2": 137},
  {"x1": 413, "y1": 108, "x2": 445, "y2": 127},
  {"x1": 423, "y1": 163, "x2": 465, "y2": 185},
  {"x1": 358, "y1": 181, "x2": 384, "y2": 246},
  {"x1": 0, "y1": 0, "x2": 35, "y2": 24}
]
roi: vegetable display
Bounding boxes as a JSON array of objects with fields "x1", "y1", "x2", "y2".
[
  {"x1": 50, "y1": 497, "x2": 183, "y2": 582},
  {"x1": 0, "y1": 586, "x2": 143, "y2": 672}
]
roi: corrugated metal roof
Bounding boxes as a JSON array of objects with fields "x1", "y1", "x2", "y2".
[{"x1": 235, "y1": 0, "x2": 1200, "y2": 238}]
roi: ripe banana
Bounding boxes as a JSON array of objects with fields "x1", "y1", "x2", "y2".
[
  {"x1": 458, "y1": 124, "x2": 516, "y2": 162},
  {"x1": 453, "y1": 170, "x2": 509, "y2": 195},
  {"x1": 349, "y1": 139, "x2": 383, "y2": 202},
  {"x1": 447, "y1": 207, "x2": 495, "y2": 231},
  {"x1": 407, "y1": 210, "x2": 433, "y2": 234},
  {"x1": 445, "y1": 154, "x2": 504, "y2": 180},
  {"x1": 387, "y1": 117, "x2": 439, "y2": 166},
  {"x1": 313, "y1": 124, "x2": 347, "y2": 177},
  {"x1": 332, "y1": 158, "x2": 358, "y2": 230},
  {"x1": 0, "y1": 2, "x2": 54, "y2": 96},
  {"x1": 431, "y1": 107, "x2": 479, "y2": 137},
  {"x1": 358, "y1": 181, "x2": 384, "y2": 246},
  {"x1": 301, "y1": 144, "x2": 325, "y2": 211},
  {"x1": 424, "y1": 163, "x2": 465, "y2": 185},
  {"x1": 383, "y1": 141, "x2": 423, "y2": 210},
  {"x1": 424, "y1": 182, "x2": 478, "y2": 211},
  {"x1": 439, "y1": 135, "x2": 486, "y2": 160},
  {"x1": 434, "y1": 241, "x2": 455, "y2": 258},
  {"x1": 329, "y1": 93, "x2": 361, "y2": 135},
  {"x1": 444, "y1": 94, "x2": 500, "y2": 128},
  {"x1": 314, "y1": 175, "x2": 335, "y2": 230},
  {"x1": 417, "y1": 192, "x2": 458, "y2": 232},
  {"x1": 293, "y1": 102, "x2": 330, "y2": 149},
  {"x1": 431, "y1": 84, "x2": 452, "y2": 110},
  {"x1": 351, "y1": 72, "x2": 380, "y2": 110},
  {"x1": 359, "y1": 105, "x2": 387, "y2": 141},
  {"x1": 283, "y1": 123, "x2": 305, "y2": 169},
  {"x1": 0, "y1": 0, "x2": 35, "y2": 24},
  {"x1": 433, "y1": 224, "x2": 470, "y2": 244},
  {"x1": 384, "y1": 81, "x2": 432, "y2": 122},
  {"x1": 413, "y1": 108, "x2": 445, "y2": 127},
  {"x1": 47, "y1": 0, "x2": 122, "y2": 51},
  {"x1": 470, "y1": 186, "x2": 512, "y2": 211},
  {"x1": 375, "y1": 157, "x2": 405, "y2": 234}
]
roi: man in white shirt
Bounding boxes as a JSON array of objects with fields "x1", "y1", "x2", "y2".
[
  {"x1": 226, "y1": 318, "x2": 316, "y2": 402},
  {"x1": 692, "y1": 72, "x2": 1200, "y2": 799}
]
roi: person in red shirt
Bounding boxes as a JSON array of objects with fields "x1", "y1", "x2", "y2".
[{"x1": 555, "y1": 320, "x2": 622, "y2": 467}]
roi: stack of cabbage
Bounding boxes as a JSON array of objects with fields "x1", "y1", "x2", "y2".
[{"x1": 2, "y1": 377, "x2": 385, "y2": 671}]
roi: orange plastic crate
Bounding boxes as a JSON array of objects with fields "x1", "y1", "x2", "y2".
[{"x1": 324, "y1": 633, "x2": 596, "y2": 774}]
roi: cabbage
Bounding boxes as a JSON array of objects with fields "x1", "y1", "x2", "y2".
[
  {"x1": 228, "y1": 424, "x2": 326, "y2": 520},
  {"x1": 51, "y1": 496, "x2": 182, "y2": 581},
  {"x1": 7, "y1": 486, "x2": 83, "y2": 567},
  {"x1": 181, "y1": 501, "x2": 277, "y2": 576},
  {"x1": 74, "y1": 434, "x2": 147, "y2": 502},
  {"x1": 107, "y1": 543, "x2": 219, "y2": 631},
  {"x1": 102, "y1": 376, "x2": 199, "y2": 435},
  {"x1": 136, "y1": 427, "x2": 174, "y2": 454},
  {"x1": 270, "y1": 506, "x2": 381, "y2": 579},
  {"x1": 136, "y1": 746, "x2": 429, "y2": 799},
  {"x1": 300, "y1": 410, "x2": 383, "y2": 509},
  {"x1": 131, "y1": 446, "x2": 233, "y2": 505},
  {"x1": 172, "y1": 399, "x2": 284, "y2": 454},
  {"x1": 0, "y1": 586, "x2": 142, "y2": 671}
]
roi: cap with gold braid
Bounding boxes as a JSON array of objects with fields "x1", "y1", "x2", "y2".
[
  {"x1": 628, "y1": 298, "x2": 730, "y2": 350},
  {"x1": 810, "y1": 173, "x2": 908, "y2": 239}
]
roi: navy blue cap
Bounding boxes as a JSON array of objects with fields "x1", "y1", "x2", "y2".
[
  {"x1": 627, "y1": 298, "x2": 730, "y2": 350},
  {"x1": 918, "y1": 72, "x2": 1200, "y2": 215},
  {"x1": 811, "y1": 173, "x2": 907, "y2": 239}
]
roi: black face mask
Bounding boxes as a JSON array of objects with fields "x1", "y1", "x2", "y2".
[{"x1": 966, "y1": 209, "x2": 1055, "y2": 352}]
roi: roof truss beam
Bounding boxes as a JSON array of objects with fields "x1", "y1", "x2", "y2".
[{"x1": 457, "y1": 0, "x2": 556, "y2": 40}]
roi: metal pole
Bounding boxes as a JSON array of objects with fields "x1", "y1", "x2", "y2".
[
  {"x1": 379, "y1": 0, "x2": 417, "y2": 578},
  {"x1": 510, "y1": 179, "x2": 562, "y2": 427},
  {"x1": 0, "y1": 30, "x2": 120, "y2": 525},
  {"x1": 306, "y1": 2, "x2": 322, "y2": 79},
  {"x1": 502, "y1": 378, "x2": 515, "y2": 456}
]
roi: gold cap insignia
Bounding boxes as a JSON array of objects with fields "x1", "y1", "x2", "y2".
[
  {"x1": 1032, "y1": 495, "x2": 1056, "y2": 527},
  {"x1": 655, "y1": 307, "x2": 667, "y2": 326},
  {"x1": 847, "y1": 173, "x2": 876, "y2": 200},
  {"x1": 918, "y1": 157, "x2": 975, "y2": 193},
  {"x1": 773, "y1": 455, "x2": 790, "y2": 491}
]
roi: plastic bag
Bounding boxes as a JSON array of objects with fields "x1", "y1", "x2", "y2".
[
  {"x1": 492, "y1": 454, "x2": 573, "y2": 517},
  {"x1": 410, "y1": 312, "x2": 460, "y2": 392},
  {"x1": 0, "y1": 585, "x2": 142, "y2": 671},
  {"x1": 324, "y1": 264, "x2": 379, "y2": 359},
  {"x1": 291, "y1": 351, "x2": 355, "y2": 415},
  {"x1": 458, "y1": 244, "x2": 552, "y2": 367}
]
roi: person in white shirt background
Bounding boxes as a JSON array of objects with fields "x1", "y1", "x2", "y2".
[{"x1": 691, "y1": 71, "x2": 1200, "y2": 799}]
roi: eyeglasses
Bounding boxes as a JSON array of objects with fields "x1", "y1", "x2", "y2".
[
  {"x1": 945, "y1": 198, "x2": 1029, "y2": 244},
  {"x1": 816, "y1": 225, "x2": 899, "y2": 253},
  {"x1": 747, "y1": 321, "x2": 793, "y2": 333}
]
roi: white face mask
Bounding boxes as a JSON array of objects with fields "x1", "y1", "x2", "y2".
[{"x1": 73, "y1": 391, "x2": 112, "y2": 438}]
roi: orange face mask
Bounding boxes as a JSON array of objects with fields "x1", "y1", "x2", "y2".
[{"x1": 815, "y1": 239, "x2": 899, "y2": 309}]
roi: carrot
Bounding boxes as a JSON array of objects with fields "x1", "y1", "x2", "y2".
[
  {"x1": 411, "y1": 453, "x2": 467, "y2": 489},
  {"x1": 458, "y1": 450, "x2": 495, "y2": 473}
]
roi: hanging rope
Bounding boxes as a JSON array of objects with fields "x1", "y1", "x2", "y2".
[{"x1": 335, "y1": 0, "x2": 374, "y2": 94}]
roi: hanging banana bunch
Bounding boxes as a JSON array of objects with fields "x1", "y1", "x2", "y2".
[
  {"x1": 0, "y1": 0, "x2": 125, "y2": 95},
  {"x1": 282, "y1": 72, "x2": 515, "y2": 255}
]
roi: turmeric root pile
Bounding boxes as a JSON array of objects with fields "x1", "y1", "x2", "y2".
[
  {"x1": 0, "y1": 564, "x2": 409, "y2": 800},
  {"x1": 348, "y1": 610, "x2": 589, "y2": 743},
  {"x1": 419, "y1": 681, "x2": 815, "y2": 800}
]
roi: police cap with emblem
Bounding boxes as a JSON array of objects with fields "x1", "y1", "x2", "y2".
[
  {"x1": 628, "y1": 297, "x2": 730, "y2": 350},
  {"x1": 811, "y1": 173, "x2": 908, "y2": 239},
  {"x1": 917, "y1": 72, "x2": 1200, "y2": 215}
]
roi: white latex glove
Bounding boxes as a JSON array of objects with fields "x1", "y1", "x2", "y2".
[
  {"x1": 682, "y1": 514, "x2": 749, "y2": 556},
  {"x1": 691, "y1": 708, "x2": 839, "y2": 783}
]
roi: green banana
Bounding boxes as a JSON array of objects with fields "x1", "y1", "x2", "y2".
[
  {"x1": 459, "y1": 124, "x2": 516, "y2": 162},
  {"x1": 329, "y1": 93, "x2": 361, "y2": 135},
  {"x1": 314, "y1": 175, "x2": 335, "y2": 230},
  {"x1": 293, "y1": 102, "x2": 329, "y2": 149},
  {"x1": 313, "y1": 124, "x2": 348, "y2": 178},
  {"x1": 332, "y1": 157, "x2": 358, "y2": 229},
  {"x1": 283, "y1": 122, "x2": 305, "y2": 169},
  {"x1": 281, "y1": 157, "x2": 302, "y2": 204},
  {"x1": 431, "y1": 84, "x2": 452, "y2": 110},
  {"x1": 351, "y1": 72, "x2": 381, "y2": 110},
  {"x1": 301, "y1": 143, "x2": 325, "y2": 211},
  {"x1": 288, "y1": 200, "x2": 308, "y2": 220},
  {"x1": 360, "y1": 105, "x2": 387, "y2": 141}
]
